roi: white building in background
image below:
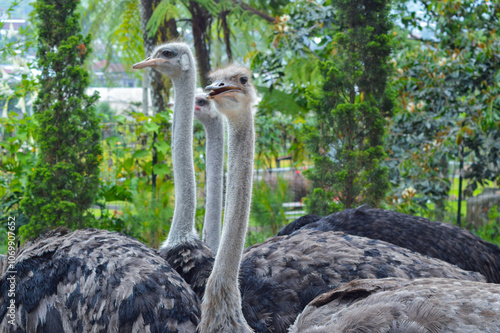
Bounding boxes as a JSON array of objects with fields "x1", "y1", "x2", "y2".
[{"x1": 87, "y1": 87, "x2": 145, "y2": 114}]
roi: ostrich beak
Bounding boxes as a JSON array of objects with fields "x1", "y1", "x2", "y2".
[
  {"x1": 205, "y1": 81, "x2": 243, "y2": 99},
  {"x1": 133, "y1": 57, "x2": 167, "y2": 69}
]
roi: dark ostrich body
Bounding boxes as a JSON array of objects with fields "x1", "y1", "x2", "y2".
[
  {"x1": 278, "y1": 206, "x2": 500, "y2": 283},
  {"x1": 0, "y1": 228, "x2": 199, "y2": 332},
  {"x1": 159, "y1": 239, "x2": 214, "y2": 298},
  {"x1": 239, "y1": 229, "x2": 485, "y2": 333}
]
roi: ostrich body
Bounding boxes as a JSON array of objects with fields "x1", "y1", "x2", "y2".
[
  {"x1": 278, "y1": 206, "x2": 500, "y2": 283},
  {"x1": 0, "y1": 228, "x2": 199, "y2": 332},
  {"x1": 289, "y1": 277, "x2": 500, "y2": 333},
  {"x1": 194, "y1": 94, "x2": 225, "y2": 253},
  {"x1": 199, "y1": 65, "x2": 484, "y2": 333},
  {"x1": 134, "y1": 43, "x2": 214, "y2": 298},
  {"x1": 239, "y1": 229, "x2": 485, "y2": 332}
]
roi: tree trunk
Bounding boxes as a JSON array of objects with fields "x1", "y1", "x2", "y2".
[
  {"x1": 220, "y1": 11, "x2": 232, "y2": 62},
  {"x1": 434, "y1": 155, "x2": 449, "y2": 221},
  {"x1": 189, "y1": 1, "x2": 212, "y2": 87}
]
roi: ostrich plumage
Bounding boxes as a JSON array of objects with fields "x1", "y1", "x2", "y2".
[
  {"x1": 239, "y1": 229, "x2": 485, "y2": 333},
  {"x1": 199, "y1": 65, "x2": 486, "y2": 333},
  {"x1": 278, "y1": 206, "x2": 500, "y2": 283},
  {"x1": 289, "y1": 277, "x2": 500, "y2": 332},
  {"x1": 0, "y1": 228, "x2": 199, "y2": 332}
]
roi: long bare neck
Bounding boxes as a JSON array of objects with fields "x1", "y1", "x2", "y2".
[
  {"x1": 200, "y1": 106, "x2": 254, "y2": 333},
  {"x1": 201, "y1": 116, "x2": 225, "y2": 253},
  {"x1": 162, "y1": 72, "x2": 198, "y2": 248}
]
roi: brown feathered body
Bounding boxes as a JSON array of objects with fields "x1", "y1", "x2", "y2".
[
  {"x1": 0, "y1": 228, "x2": 200, "y2": 332},
  {"x1": 290, "y1": 277, "x2": 500, "y2": 333},
  {"x1": 278, "y1": 206, "x2": 500, "y2": 282},
  {"x1": 238, "y1": 229, "x2": 485, "y2": 333}
]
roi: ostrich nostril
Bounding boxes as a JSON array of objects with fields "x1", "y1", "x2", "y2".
[{"x1": 217, "y1": 82, "x2": 225, "y2": 87}]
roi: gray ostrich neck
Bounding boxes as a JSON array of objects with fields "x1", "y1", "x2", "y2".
[
  {"x1": 162, "y1": 73, "x2": 198, "y2": 248},
  {"x1": 201, "y1": 117, "x2": 225, "y2": 253},
  {"x1": 201, "y1": 107, "x2": 254, "y2": 333},
  {"x1": 216, "y1": 111, "x2": 254, "y2": 281}
]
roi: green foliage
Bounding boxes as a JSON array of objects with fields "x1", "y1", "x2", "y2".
[
  {"x1": 95, "y1": 102, "x2": 117, "y2": 121},
  {"x1": 387, "y1": 0, "x2": 500, "y2": 213},
  {"x1": 81, "y1": 0, "x2": 144, "y2": 80},
  {"x1": 250, "y1": 0, "x2": 335, "y2": 120},
  {"x1": 92, "y1": 107, "x2": 209, "y2": 248},
  {"x1": 94, "y1": 108, "x2": 195, "y2": 248},
  {"x1": 146, "y1": 1, "x2": 180, "y2": 38},
  {"x1": 471, "y1": 205, "x2": 500, "y2": 246},
  {"x1": 0, "y1": 112, "x2": 37, "y2": 236},
  {"x1": 249, "y1": 177, "x2": 290, "y2": 239},
  {"x1": 303, "y1": 188, "x2": 340, "y2": 217},
  {"x1": 20, "y1": 0, "x2": 102, "y2": 239},
  {"x1": 0, "y1": 0, "x2": 38, "y2": 250},
  {"x1": 119, "y1": 179, "x2": 175, "y2": 248},
  {"x1": 304, "y1": 0, "x2": 393, "y2": 214}
]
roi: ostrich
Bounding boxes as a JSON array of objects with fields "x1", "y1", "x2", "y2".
[
  {"x1": 278, "y1": 206, "x2": 500, "y2": 283},
  {"x1": 0, "y1": 43, "x2": 208, "y2": 332},
  {"x1": 198, "y1": 65, "x2": 485, "y2": 333},
  {"x1": 194, "y1": 94, "x2": 225, "y2": 253},
  {"x1": 199, "y1": 65, "x2": 256, "y2": 333},
  {"x1": 289, "y1": 277, "x2": 500, "y2": 332},
  {"x1": 0, "y1": 228, "x2": 200, "y2": 332},
  {"x1": 133, "y1": 43, "x2": 214, "y2": 298}
]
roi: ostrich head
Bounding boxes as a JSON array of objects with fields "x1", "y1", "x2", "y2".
[
  {"x1": 194, "y1": 94, "x2": 217, "y2": 123},
  {"x1": 205, "y1": 65, "x2": 256, "y2": 120},
  {"x1": 133, "y1": 42, "x2": 195, "y2": 79}
]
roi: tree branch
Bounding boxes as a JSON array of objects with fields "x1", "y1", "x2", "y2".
[
  {"x1": 237, "y1": 1, "x2": 275, "y2": 23},
  {"x1": 408, "y1": 31, "x2": 435, "y2": 44}
]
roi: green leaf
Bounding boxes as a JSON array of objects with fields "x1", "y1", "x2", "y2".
[
  {"x1": 132, "y1": 149, "x2": 149, "y2": 159},
  {"x1": 257, "y1": 86, "x2": 306, "y2": 116},
  {"x1": 144, "y1": 122, "x2": 160, "y2": 133},
  {"x1": 146, "y1": 1, "x2": 180, "y2": 38},
  {"x1": 153, "y1": 163, "x2": 170, "y2": 177}
]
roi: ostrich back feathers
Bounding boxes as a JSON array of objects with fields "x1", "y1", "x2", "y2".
[
  {"x1": 239, "y1": 229, "x2": 485, "y2": 333},
  {"x1": 290, "y1": 277, "x2": 500, "y2": 333},
  {"x1": 0, "y1": 228, "x2": 200, "y2": 332},
  {"x1": 278, "y1": 207, "x2": 500, "y2": 282}
]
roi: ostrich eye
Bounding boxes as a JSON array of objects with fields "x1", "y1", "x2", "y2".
[
  {"x1": 196, "y1": 99, "x2": 207, "y2": 107},
  {"x1": 162, "y1": 49, "x2": 176, "y2": 58},
  {"x1": 239, "y1": 76, "x2": 248, "y2": 84}
]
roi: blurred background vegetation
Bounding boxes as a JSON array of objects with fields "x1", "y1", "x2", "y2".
[{"x1": 1, "y1": 0, "x2": 499, "y2": 252}]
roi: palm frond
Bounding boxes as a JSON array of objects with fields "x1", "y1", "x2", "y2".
[{"x1": 146, "y1": 0, "x2": 181, "y2": 38}]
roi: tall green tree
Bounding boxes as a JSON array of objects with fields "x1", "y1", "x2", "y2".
[
  {"x1": 20, "y1": 0, "x2": 102, "y2": 239},
  {"x1": 304, "y1": 0, "x2": 394, "y2": 215},
  {"x1": 388, "y1": 0, "x2": 500, "y2": 218}
]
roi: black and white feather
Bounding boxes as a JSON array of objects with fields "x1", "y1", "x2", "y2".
[
  {"x1": 239, "y1": 229, "x2": 485, "y2": 333},
  {"x1": 0, "y1": 228, "x2": 200, "y2": 332},
  {"x1": 278, "y1": 206, "x2": 500, "y2": 283}
]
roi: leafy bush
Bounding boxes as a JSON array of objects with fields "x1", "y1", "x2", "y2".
[
  {"x1": 21, "y1": 0, "x2": 102, "y2": 239},
  {"x1": 471, "y1": 206, "x2": 500, "y2": 246},
  {"x1": 248, "y1": 177, "x2": 290, "y2": 245},
  {"x1": 120, "y1": 179, "x2": 175, "y2": 248}
]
